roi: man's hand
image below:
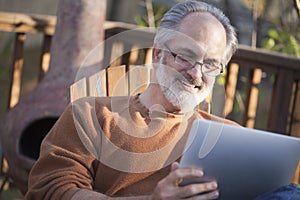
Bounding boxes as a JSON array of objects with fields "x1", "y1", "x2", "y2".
[{"x1": 150, "y1": 162, "x2": 219, "y2": 200}]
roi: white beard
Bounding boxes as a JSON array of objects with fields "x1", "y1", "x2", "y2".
[{"x1": 155, "y1": 56, "x2": 213, "y2": 113}]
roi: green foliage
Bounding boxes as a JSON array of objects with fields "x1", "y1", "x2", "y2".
[
  {"x1": 261, "y1": 28, "x2": 300, "y2": 57},
  {"x1": 134, "y1": 2, "x2": 169, "y2": 27},
  {"x1": 216, "y1": 68, "x2": 227, "y2": 86}
]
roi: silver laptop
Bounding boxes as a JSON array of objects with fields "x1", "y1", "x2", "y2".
[{"x1": 179, "y1": 119, "x2": 300, "y2": 200}]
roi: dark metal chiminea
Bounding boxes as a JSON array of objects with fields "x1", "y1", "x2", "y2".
[{"x1": 0, "y1": 0, "x2": 106, "y2": 194}]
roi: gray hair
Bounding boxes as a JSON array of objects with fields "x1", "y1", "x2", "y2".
[{"x1": 154, "y1": 0, "x2": 238, "y2": 65}]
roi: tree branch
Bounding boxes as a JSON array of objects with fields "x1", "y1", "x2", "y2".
[{"x1": 145, "y1": 0, "x2": 155, "y2": 27}]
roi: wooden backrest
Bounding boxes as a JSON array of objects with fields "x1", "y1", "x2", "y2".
[
  {"x1": 69, "y1": 65, "x2": 210, "y2": 112},
  {"x1": 70, "y1": 65, "x2": 151, "y2": 101}
]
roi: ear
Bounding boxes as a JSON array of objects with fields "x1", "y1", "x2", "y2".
[{"x1": 152, "y1": 45, "x2": 162, "y2": 63}]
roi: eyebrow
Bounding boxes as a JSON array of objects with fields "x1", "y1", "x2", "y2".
[
  {"x1": 203, "y1": 58, "x2": 220, "y2": 64},
  {"x1": 174, "y1": 47, "x2": 198, "y2": 58},
  {"x1": 165, "y1": 44, "x2": 222, "y2": 65}
]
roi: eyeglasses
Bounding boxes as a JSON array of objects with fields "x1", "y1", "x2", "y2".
[{"x1": 164, "y1": 46, "x2": 224, "y2": 77}]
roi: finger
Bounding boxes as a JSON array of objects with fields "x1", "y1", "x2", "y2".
[
  {"x1": 168, "y1": 168, "x2": 204, "y2": 188},
  {"x1": 189, "y1": 190, "x2": 219, "y2": 200},
  {"x1": 171, "y1": 162, "x2": 179, "y2": 171},
  {"x1": 178, "y1": 181, "x2": 218, "y2": 199},
  {"x1": 170, "y1": 167, "x2": 204, "y2": 182}
]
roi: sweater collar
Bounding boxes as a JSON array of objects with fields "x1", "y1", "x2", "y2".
[{"x1": 132, "y1": 94, "x2": 193, "y2": 119}]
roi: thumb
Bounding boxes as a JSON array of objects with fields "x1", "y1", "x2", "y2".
[{"x1": 171, "y1": 162, "x2": 179, "y2": 171}]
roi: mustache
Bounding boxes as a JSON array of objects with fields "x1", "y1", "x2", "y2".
[{"x1": 175, "y1": 74, "x2": 203, "y2": 89}]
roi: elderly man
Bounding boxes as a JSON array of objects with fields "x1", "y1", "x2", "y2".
[{"x1": 25, "y1": 1, "x2": 299, "y2": 199}]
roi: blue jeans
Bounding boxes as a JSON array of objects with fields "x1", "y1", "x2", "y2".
[{"x1": 255, "y1": 184, "x2": 300, "y2": 200}]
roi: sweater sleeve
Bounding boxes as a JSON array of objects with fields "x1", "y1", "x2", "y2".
[
  {"x1": 25, "y1": 100, "x2": 103, "y2": 200},
  {"x1": 196, "y1": 110, "x2": 241, "y2": 126}
]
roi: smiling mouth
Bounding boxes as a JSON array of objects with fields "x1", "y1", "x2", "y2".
[
  {"x1": 181, "y1": 80, "x2": 203, "y2": 91},
  {"x1": 194, "y1": 85, "x2": 202, "y2": 90}
]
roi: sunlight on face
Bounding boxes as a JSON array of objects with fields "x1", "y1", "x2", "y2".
[
  {"x1": 154, "y1": 12, "x2": 227, "y2": 113},
  {"x1": 155, "y1": 52, "x2": 214, "y2": 113}
]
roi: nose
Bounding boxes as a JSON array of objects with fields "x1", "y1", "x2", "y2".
[{"x1": 187, "y1": 64, "x2": 202, "y2": 83}]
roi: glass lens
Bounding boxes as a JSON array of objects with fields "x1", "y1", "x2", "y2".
[
  {"x1": 175, "y1": 55, "x2": 194, "y2": 68},
  {"x1": 202, "y1": 64, "x2": 220, "y2": 76}
]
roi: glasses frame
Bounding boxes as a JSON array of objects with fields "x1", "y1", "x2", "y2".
[{"x1": 164, "y1": 45, "x2": 224, "y2": 76}]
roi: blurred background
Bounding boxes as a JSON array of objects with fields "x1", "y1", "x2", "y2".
[{"x1": 0, "y1": 0, "x2": 299, "y2": 199}]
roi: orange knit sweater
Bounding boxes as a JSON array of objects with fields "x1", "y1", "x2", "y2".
[{"x1": 25, "y1": 95, "x2": 238, "y2": 200}]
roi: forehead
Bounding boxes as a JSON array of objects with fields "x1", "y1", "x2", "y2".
[{"x1": 169, "y1": 12, "x2": 227, "y2": 59}]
